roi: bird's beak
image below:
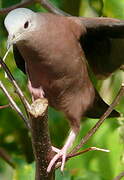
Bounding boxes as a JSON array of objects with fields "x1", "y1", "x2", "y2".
[{"x1": 7, "y1": 34, "x2": 15, "y2": 50}]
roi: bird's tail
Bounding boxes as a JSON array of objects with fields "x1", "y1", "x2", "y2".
[{"x1": 86, "y1": 90, "x2": 120, "y2": 118}]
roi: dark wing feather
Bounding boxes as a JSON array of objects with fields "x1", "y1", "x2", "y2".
[
  {"x1": 79, "y1": 17, "x2": 124, "y2": 78},
  {"x1": 13, "y1": 45, "x2": 26, "y2": 74}
]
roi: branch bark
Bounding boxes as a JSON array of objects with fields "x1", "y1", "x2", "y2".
[{"x1": 29, "y1": 98, "x2": 54, "y2": 180}]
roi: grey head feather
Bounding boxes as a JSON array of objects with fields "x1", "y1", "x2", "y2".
[{"x1": 4, "y1": 8, "x2": 38, "y2": 47}]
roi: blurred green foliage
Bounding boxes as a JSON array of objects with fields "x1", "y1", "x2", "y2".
[{"x1": 0, "y1": 0, "x2": 124, "y2": 180}]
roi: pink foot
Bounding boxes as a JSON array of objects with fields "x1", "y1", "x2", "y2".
[
  {"x1": 47, "y1": 131, "x2": 76, "y2": 172},
  {"x1": 47, "y1": 147, "x2": 67, "y2": 172}
]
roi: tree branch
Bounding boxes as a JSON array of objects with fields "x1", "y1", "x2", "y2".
[
  {"x1": 29, "y1": 98, "x2": 54, "y2": 180},
  {"x1": 0, "y1": 73, "x2": 55, "y2": 178},
  {"x1": 0, "y1": 147, "x2": 15, "y2": 168},
  {"x1": 0, "y1": 0, "x2": 36, "y2": 15},
  {"x1": 0, "y1": 81, "x2": 30, "y2": 128},
  {"x1": 70, "y1": 83, "x2": 124, "y2": 154},
  {"x1": 40, "y1": 0, "x2": 70, "y2": 16},
  {"x1": 0, "y1": 54, "x2": 55, "y2": 178},
  {"x1": 0, "y1": 0, "x2": 69, "y2": 16},
  {"x1": 0, "y1": 104, "x2": 9, "y2": 109},
  {"x1": 0, "y1": 56, "x2": 31, "y2": 115},
  {"x1": 67, "y1": 147, "x2": 110, "y2": 160}
]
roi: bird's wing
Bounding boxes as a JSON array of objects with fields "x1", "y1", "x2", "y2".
[
  {"x1": 70, "y1": 17, "x2": 124, "y2": 78},
  {"x1": 13, "y1": 44, "x2": 26, "y2": 74}
]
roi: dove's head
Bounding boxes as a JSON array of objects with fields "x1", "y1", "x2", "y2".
[{"x1": 4, "y1": 8, "x2": 38, "y2": 48}]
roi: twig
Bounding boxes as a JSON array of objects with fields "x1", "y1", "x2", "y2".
[
  {"x1": 67, "y1": 147, "x2": 110, "y2": 159},
  {"x1": 2, "y1": 48, "x2": 12, "y2": 78},
  {"x1": 0, "y1": 81, "x2": 30, "y2": 129},
  {"x1": 29, "y1": 98, "x2": 54, "y2": 180},
  {"x1": 40, "y1": 0, "x2": 70, "y2": 16},
  {"x1": 0, "y1": 104, "x2": 9, "y2": 109},
  {"x1": 0, "y1": 56, "x2": 31, "y2": 112},
  {"x1": 70, "y1": 83, "x2": 124, "y2": 154},
  {"x1": 56, "y1": 147, "x2": 110, "y2": 169},
  {"x1": 0, "y1": 0, "x2": 69, "y2": 16},
  {"x1": 0, "y1": 0, "x2": 36, "y2": 15},
  {"x1": 113, "y1": 172, "x2": 124, "y2": 180},
  {"x1": 1, "y1": 47, "x2": 30, "y2": 120},
  {"x1": 0, "y1": 147, "x2": 15, "y2": 168}
]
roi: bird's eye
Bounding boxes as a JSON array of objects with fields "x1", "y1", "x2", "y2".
[{"x1": 24, "y1": 21, "x2": 29, "y2": 29}]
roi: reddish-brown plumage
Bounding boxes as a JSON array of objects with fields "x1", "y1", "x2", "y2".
[
  {"x1": 12, "y1": 13, "x2": 119, "y2": 133},
  {"x1": 16, "y1": 14, "x2": 95, "y2": 132},
  {"x1": 5, "y1": 8, "x2": 123, "y2": 171}
]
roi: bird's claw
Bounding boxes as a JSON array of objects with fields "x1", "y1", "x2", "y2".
[{"x1": 47, "y1": 147, "x2": 67, "y2": 172}]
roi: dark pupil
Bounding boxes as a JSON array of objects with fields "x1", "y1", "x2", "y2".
[{"x1": 24, "y1": 21, "x2": 29, "y2": 29}]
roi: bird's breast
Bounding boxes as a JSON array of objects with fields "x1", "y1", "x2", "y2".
[{"x1": 17, "y1": 25, "x2": 90, "y2": 109}]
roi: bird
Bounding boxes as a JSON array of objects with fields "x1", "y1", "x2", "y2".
[{"x1": 4, "y1": 8, "x2": 123, "y2": 172}]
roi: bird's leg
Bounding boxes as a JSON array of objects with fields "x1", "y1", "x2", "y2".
[
  {"x1": 28, "y1": 80, "x2": 45, "y2": 101},
  {"x1": 47, "y1": 130, "x2": 76, "y2": 172}
]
